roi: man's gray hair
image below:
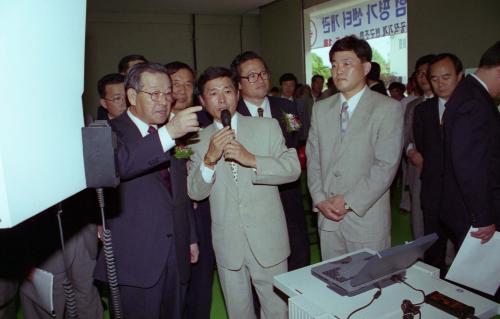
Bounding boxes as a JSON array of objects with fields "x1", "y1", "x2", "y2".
[{"x1": 125, "y1": 63, "x2": 169, "y2": 91}]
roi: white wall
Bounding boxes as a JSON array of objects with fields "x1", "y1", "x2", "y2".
[
  {"x1": 407, "y1": 0, "x2": 500, "y2": 72},
  {"x1": 260, "y1": 0, "x2": 305, "y2": 86},
  {"x1": 84, "y1": 12, "x2": 261, "y2": 117}
]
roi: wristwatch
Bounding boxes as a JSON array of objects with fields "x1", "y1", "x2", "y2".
[{"x1": 203, "y1": 155, "x2": 217, "y2": 167}]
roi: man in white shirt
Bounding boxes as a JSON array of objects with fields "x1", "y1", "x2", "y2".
[{"x1": 307, "y1": 35, "x2": 403, "y2": 259}]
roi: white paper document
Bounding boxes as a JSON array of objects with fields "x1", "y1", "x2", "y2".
[
  {"x1": 20, "y1": 268, "x2": 55, "y2": 316},
  {"x1": 446, "y1": 227, "x2": 500, "y2": 295}
]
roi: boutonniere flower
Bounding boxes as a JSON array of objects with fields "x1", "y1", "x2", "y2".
[
  {"x1": 174, "y1": 144, "x2": 194, "y2": 159},
  {"x1": 282, "y1": 111, "x2": 302, "y2": 133}
]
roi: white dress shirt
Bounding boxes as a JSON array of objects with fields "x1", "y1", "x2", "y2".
[
  {"x1": 200, "y1": 113, "x2": 239, "y2": 182},
  {"x1": 438, "y1": 97, "x2": 446, "y2": 123},
  {"x1": 406, "y1": 94, "x2": 434, "y2": 154},
  {"x1": 339, "y1": 85, "x2": 367, "y2": 118}
]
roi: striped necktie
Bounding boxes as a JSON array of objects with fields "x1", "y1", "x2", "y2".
[{"x1": 340, "y1": 101, "x2": 349, "y2": 139}]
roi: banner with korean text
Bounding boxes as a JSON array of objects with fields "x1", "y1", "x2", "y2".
[{"x1": 310, "y1": 0, "x2": 407, "y2": 49}]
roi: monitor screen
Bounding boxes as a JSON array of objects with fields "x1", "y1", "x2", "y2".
[{"x1": 0, "y1": 0, "x2": 87, "y2": 228}]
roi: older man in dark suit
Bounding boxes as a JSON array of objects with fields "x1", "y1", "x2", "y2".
[
  {"x1": 231, "y1": 51, "x2": 310, "y2": 272},
  {"x1": 413, "y1": 53, "x2": 463, "y2": 272},
  {"x1": 442, "y1": 41, "x2": 500, "y2": 248},
  {"x1": 94, "y1": 63, "x2": 201, "y2": 319}
]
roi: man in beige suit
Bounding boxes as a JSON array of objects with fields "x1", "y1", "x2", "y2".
[
  {"x1": 188, "y1": 67, "x2": 300, "y2": 319},
  {"x1": 307, "y1": 36, "x2": 403, "y2": 260}
]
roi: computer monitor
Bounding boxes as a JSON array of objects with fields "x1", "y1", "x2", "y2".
[
  {"x1": 353, "y1": 233, "x2": 438, "y2": 287},
  {"x1": 312, "y1": 233, "x2": 438, "y2": 296}
]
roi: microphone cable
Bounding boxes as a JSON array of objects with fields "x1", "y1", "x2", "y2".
[
  {"x1": 56, "y1": 204, "x2": 79, "y2": 319},
  {"x1": 96, "y1": 188, "x2": 123, "y2": 319}
]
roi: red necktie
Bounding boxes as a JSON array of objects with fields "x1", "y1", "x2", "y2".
[{"x1": 148, "y1": 126, "x2": 172, "y2": 194}]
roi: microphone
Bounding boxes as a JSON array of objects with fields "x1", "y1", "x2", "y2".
[
  {"x1": 220, "y1": 110, "x2": 234, "y2": 163},
  {"x1": 221, "y1": 109, "x2": 231, "y2": 128}
]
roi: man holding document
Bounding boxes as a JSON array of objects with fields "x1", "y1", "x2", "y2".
[
  {"x1": 441, "y1": 41, "x2": 500, "y2": 246},
  {"x1": 441, "y1": 41, "x2": 500, "y2": 299}
]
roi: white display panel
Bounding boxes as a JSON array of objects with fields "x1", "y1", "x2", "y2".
[{"x1": 0, "y1": 0, "x2": 87, "y2": 228}]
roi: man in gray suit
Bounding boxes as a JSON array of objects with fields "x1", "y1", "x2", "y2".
[
  {"x1": 307, "y1": 36, "x2": 403, "y2": 260},
  {"x1": 188, "y1": 67, "x2": 300, "y2": 319},
  {"x1": 21, "y1": 191, "x2": 103, "y2": 319}
]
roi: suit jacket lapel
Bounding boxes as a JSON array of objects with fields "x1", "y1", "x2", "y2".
[
  {"x1": 123, "y1": 113, "x2": 174, "y2": 200},
  {"x1": 122, "y1": 112, "x2": 145, "y2": 142},
  {"x1": 269, "y1": 96, "x2": 298, "y2": 148},
  {"x1": 323, "y1": 95, "x2": 342, "y2": 165},
  {"x1": 468, "y1": 75, "x2": 496, "y2": 109},
  {"x1": 429, "y1": 97, "x2": 440, "y2": 124},
  {"x1": 237, "y1": 99, "x2": 252, "y2": 116},
  {"x1": 269, "y1": 98, "x2": 284, "y2": 121}
]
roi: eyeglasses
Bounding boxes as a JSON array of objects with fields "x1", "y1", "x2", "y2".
[
  {"x1": 240, "y1": 70, "x2": 270, "y2": 83},
  {"x1": 416, "y1": 71, "x2": 427, "y2": 78},
  {"x1": 138, "y1": 90, "x2": 172, "y2": 102},
  {"x1": 104, "y1": 95, "x2": 125, "y2": 104}
]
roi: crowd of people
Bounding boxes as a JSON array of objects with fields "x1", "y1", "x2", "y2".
[{"x1": 1, "y1": 36, "x2": 499, "y2": 319}]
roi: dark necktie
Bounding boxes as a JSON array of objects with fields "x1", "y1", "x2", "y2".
[
  {"x1": 148, "y1": 126, "x2": 172, "y2": 194},
  {"x1": 257, "y1": 107, "x2": 264, "y2": 117}
]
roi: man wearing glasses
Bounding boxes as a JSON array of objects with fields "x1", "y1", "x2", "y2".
[
  {"x1": 97, "y1": 73, "x2": 127, "y2": 120},
  {"x1": 94, "y1": 63, "x2": 201, "y2": 319},
  {"x1": 402, "y1": 54, "x2": 436, "y2": 239},
  {"x1": 231, "y1": 52, "x2": 310, "y2": 273}
]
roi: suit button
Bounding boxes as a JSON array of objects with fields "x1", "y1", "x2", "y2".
[
  {"x1": 166, "y1": 234, "x2": 173, "y2": 238},
  {"x1": 334, "y1": 171, "x2": 341, "y2": 177}
]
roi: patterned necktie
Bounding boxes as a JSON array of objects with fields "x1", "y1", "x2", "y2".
[
  {"x1": 340, "y1": 101, "x2": 349, "y2": 139},
  {"x1": 230, "y1": 161, "x2": 238, "y2": 184},
  {"x1": 148, "y1": 126, "x2": 172, "y2": 194},
  {"x1": 257, "y1": 107, "x2": 264, "y2": 117}
]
